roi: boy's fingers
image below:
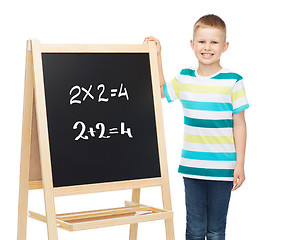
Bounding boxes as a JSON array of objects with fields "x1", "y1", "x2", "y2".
[
  {"x1": 232, "y1": 177, "x2": 244, "y2": 191},
  {"x1": 232, "y1": 182, "x2": 239, "y2": 191},
  {"x1": 144, "y1": 36, "x2": 160, "y2": 44},
  {"x1": 232, "y1": 180, "x2": 237, "y2": 191},
  {"x1": 144, "y1": 36, "x2": 153, "y2": 41},
  {"x1": 232, "y1": 175, "x2": 239, "y2": 191}
]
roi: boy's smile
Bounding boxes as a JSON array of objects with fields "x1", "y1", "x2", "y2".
[
  {"x1": 190, "y1": 27, "x2": 229, "y2": 74},
  {"x1": 201, "y1": 53, "x2": 214, "y2": 59}
]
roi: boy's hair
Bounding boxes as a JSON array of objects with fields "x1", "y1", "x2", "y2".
[{"x1": 193, "y1": 14, "x2": 226, "y2": 40}]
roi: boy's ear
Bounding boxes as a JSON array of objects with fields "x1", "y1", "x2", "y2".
[
  {"x1": 190, "y1": 40, "x2": 194, "y2": 50},
  {"x1": 223, "y1": 41, "x2": 229, "y2": 53}
]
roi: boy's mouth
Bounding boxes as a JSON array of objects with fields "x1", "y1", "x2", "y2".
[
  {"x1": 201, "y1": 53, "x2": 214, "y2": 56},
  {"x1": 201, "y1": 53, "x2": 214, "y2": 58}
]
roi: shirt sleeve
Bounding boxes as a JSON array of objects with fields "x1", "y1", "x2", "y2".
[
  {"x1": 163, "y1": 75, "x2": 180, "y2": 103},
  {"x1": 231, "y1": 77, "x2": 249, "y2": 114}
]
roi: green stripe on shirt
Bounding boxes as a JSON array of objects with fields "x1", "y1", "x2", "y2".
[
  {"x1": 180, "y1": 68, "x2": 196, "y2": 77},
  {"x1": 212, "y1": 72, "x2": 243, "y2": 82},
  {"x1": 178, "y1": 165, "x2": 234, "y2": 178},
  {"x1": 184, "y1": 116, "x2": 233, "y2": 128}
]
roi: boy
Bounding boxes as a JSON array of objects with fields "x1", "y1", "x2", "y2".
[{"x1": 144, "y1": 14, "x2": 248, "y2": 240}]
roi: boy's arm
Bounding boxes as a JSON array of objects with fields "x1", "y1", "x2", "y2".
[
  {"x1": 144, "y1": 36, "x2": 165, "y2": 98},
  {"x1": 232, "y1": 110, "x2": 247, "y2": 191},
  {"x1": 157, "y1": 53, "x2": 165, "y2": 98}
]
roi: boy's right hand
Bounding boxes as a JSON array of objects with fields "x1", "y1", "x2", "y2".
[{"x1": 144, "y1": 36, "x2": 161, "y2": 55}]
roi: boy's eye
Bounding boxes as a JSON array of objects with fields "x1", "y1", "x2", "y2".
[
  {"x1": 211, "y1": 41, "x2": 218, "y2": 44},
  {"x1": 199, "y1": 41, "x2": 205, "y2": 44}
]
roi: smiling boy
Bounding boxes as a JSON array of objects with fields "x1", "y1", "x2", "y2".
[{"x1": 145, "y1": 14, "x2": 249, "y2": 240}]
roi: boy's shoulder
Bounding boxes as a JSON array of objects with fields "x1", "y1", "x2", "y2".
[
  {"x1": 214, "y1": 68, "x2": 243, "y2": 82},
  {"x1": 178, "y1": 66, "x2": 197, "y2": 77}
]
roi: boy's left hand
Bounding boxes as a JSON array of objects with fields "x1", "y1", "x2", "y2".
[
  {"x1": 143, "y1": 36, "x2": 161, "y2": 55},
  {"x1": 232, "y1": 164, "x2": 245, "y2": 191}
]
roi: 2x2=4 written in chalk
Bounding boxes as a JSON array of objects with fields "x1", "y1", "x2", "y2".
[{"x1": 70, "y1": 83, "x2": 129, "y2": 105}]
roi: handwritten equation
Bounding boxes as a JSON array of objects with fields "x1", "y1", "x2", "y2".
[
  {"x1": 73, "y1": 121, "x2": 133, "y2": 141},
  {"x1": 70, "y1": 83, "x2": 129, "y2": 105},
  {"x1": 70, "y1": 82, "x2": 133, "y2": 141}
]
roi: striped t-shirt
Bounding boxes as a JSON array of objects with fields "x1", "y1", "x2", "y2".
[{"x1": 163, "y1": 67, "x2": 249, "y2": 181}]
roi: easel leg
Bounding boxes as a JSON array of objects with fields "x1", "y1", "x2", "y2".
[
  {"x1": 162, "y1": 183, "x2": 175, "y2": 240},
  {"x1": 164, "y1": 218, "x2": 175, "y2": 240},
  {"x1": 43, "y1": 190, "x2": 58, "y2": 240},
  {"x1": 17, "y1": 164, "x2": 30, "y2": 240},
  {"x1": 129, "y1": 188, "x2": 141, "y2": 240},
  {"x1": 31, "y1": 40, "x2": 59, "y2": 240},
  {"x1": 17, "y1": 42, "x2": 34, "y2": 240}
]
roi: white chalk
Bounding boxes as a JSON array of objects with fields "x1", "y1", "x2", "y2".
[{"x1": 135, "y1": 210, "x2": 152, "y2": 216}]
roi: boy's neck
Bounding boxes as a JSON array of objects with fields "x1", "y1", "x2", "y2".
[{"x1": 197, "y1": 62, "x2": 222, "y2": 77}]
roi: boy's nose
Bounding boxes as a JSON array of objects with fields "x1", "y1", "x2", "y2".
[{"x1": 204, "y1": 43, "x2": 211, "y2": 50}]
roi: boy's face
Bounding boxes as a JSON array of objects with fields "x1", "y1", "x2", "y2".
[{"x1": 190, "y1": 27, "x2": 229, "y2": 67}]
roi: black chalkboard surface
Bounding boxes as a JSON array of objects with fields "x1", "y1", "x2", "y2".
[{"x1": 41, "y1": 53, "x2": 161, "y2": 188}]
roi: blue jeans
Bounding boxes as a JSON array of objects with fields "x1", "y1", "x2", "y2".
[{"x1": 184, "y1": 177, "x2": 233, "y2": 240}]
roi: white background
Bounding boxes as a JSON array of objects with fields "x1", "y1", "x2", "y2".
[{"x1": 1, "y1": 0, "x2": 282, "y2": 239}]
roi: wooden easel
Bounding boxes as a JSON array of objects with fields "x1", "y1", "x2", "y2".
[{"x1": 17, "y1": 40, "x2": 175, "y2": 240}]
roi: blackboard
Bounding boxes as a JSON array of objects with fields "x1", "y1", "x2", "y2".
[{"x1": 41, "y1": 53, "x2": 161, "y2": 188}]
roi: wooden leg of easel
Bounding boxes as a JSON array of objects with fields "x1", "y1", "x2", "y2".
[
  {"x1": 129, "y1": 188, "x2": 141, "y2": 240},
  {"x1": 164, "y1": 218, "x2": 175, "y2": 240},
  {"x1": 17, "y1": 42, "x2": 34, "y2": 240},
  {"x1": 31, "y1": 40, "x2": 59, "y2": 240},
  {"x1": 42, "y1": 189, "x2": 58, "y2": 240},
  {"x1": 17, "y1": 164, "x2": 30, "y2": 240},
  {"x1": 162, "y1": 183, "x2": 175, "y2": 240}
]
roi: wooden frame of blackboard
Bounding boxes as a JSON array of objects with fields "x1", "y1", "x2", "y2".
[{"x1": 17, "y1": 40, "x2": 175, "y2": 240}]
